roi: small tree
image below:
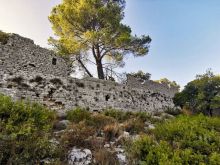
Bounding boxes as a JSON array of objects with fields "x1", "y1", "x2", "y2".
[
  {"x1": 0, "y1": 31, "x2": 9, "y2": 45},
  {"x1": 174, "y1": 70, "x2": 220, "y2": 116},
  {"x1": 129, "y1": 70, "x2": 151, "y2": 82},
  {"x1": 49, "y1": 0, "x2": 151, "y2": 79},
  {"x1": 155, "y1": 78, "x2": 180, "y2": 90}
]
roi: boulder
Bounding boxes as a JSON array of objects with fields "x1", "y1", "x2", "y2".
[
  {"x1": 68, "y1": 147, "x2": 92, "y2": 165},
  {"x1": 54, "y1": 120, "x2": 70, "y2": 131}
]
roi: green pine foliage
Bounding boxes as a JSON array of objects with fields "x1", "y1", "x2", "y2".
[{"x1": 49, "y1": 0, "x2": 151, "y2": 79}]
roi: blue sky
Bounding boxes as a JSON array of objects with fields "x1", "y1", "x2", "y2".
[{"x1": 0, "y1": 0, "x2": 220, "y2": 87}]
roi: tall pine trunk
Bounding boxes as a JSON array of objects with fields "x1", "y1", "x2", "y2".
[
  {"x1": 93, "y1": 45, "x2": 105, "y2": 79},
  {"x1": 96, "y1": 59, "x2": 105, "y2": 79}
]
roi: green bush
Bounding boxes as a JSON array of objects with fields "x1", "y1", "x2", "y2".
[
  {"x1": 164, "y1": 107, "x2": 183, "y2": 116},
  {"x1": 0, "y1": 31, "x2": 9, "y2": 44},
  {"x1": 173, "y1": 70, "x2": 220, "y2": 116},
  {"x1": 66, "y1": 107, "x2": 91, "y2": 123},
  {"x1": 135, "y1": 111, "x2": 152, "y2": 122},
  {"x1": 103, "y1": 109, "x2": 133, "y2": 122},
  {"x1": 103, "y1": 123, "x2": 121, "y2": 141},
  {"x1": 0, "y1": 94, "x2": 57, "y2": 164},
  {"x1": 86, "y1": 114, "x2": 116, "y2": 130},
  {"x1": 103, "y1": 109, "x2": 151, "y2": 123},
  {"x1": 123, "y1": 118, "x2": 145, "y2": 134},
  {"x1": 127, "y1": 115, "x2": 220, "y2": 165},
  {"x1": 61, "y1": 122, "x2": 96, "y2": 149}
]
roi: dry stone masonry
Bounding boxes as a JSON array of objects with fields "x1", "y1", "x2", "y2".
[
  {"x1": 0, "y1": 33, "x2": 71, "y2": 77},
  {"x1": 0, "y1": 33, "x2": 178, "y2": 113}
]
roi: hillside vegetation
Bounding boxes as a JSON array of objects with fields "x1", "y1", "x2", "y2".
[
  {"x1": 127, "y1": 115, "x2": 220, "y2": 165},
  {"x1": 0, "y1": 94, "x2": 219, "y2": 164},
  {"x1": 174, "y1": 70, "x2": 220, "y2": 116},
  {"x1": 0, "y1": 31, "x2": 9, "y2": 44}
]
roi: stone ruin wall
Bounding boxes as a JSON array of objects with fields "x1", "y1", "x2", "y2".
[
  {"x1": 126, "y1": 75, "x2": 178, "y2": 98},
  {"x1": 0, "y1": 33, "x2": 178, "y2": 113},
  {"x1": 0, "y1": 33, "x2": 71, "y2": 77}
]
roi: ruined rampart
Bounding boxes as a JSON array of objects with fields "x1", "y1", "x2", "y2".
[{"x1": 0, "y1": 33, "x2": 178, "y2": 112}]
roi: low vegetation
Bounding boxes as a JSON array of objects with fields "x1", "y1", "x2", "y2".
[
  {"x1": 66, "y1": 107, "x2": 91, "y2": 123},
  {"x1": 0, "y1": 31, "x2": 9, "y2": 44},
  {"x1": 103, "y1": 109, "x2": 152, "y2": 122},
  {"x1": 0, "y1": 93, "x2": 219, "y2": 164},
  {"x1": 127, "y1": 114, "x2": 220, "y2": 165},
  {"x1": 0, "y1": 94, "x2": 57, "y2": 164}
]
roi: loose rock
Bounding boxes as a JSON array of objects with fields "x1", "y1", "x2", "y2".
[{"x1": 68, "y1": 147, "x2": 92, "y2": 165}]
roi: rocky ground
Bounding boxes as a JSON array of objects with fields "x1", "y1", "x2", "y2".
[{"x1": 52, "y1": 109, "x2": 176, "y2": 165}]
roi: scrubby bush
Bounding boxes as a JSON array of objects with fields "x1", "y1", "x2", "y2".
[
  {"x1": 127, "y1": 114, "x2": 220, "y2": 165},
  {"x1": 103, "y1": 109, "x2": 133, "y2": 122},
  {"x1": 66, "y1": 107, "x2": 91, "y2": 123},
  {"x1": 123, "y1": 118, "x2": 145, "y2": 134},
  {"x1": 0, "y1": 94, "x2": 57, "y2": 164},
  {"x1": 86, "y1": 114, "x2": 116, "y2": 136},
  {"x1": 103, "y1": 109, "x2": 151, "y2": 123},
  {"x1": 0, "y1": 31, "x2": 9, "y2": 44},
  {"x1": 103, "y1": 123, "x2": 121, "y2": 141},
  {"x1": 61, "y1": 122, "x2": 95, "y2": 150},
  {"x1": 94, "y1": 148, "x2": 119, "y2": 165},
  {"x1": 127, "y1": 136, "x2": 173, "y2": 165},
  {"x1": 135, "y1": 111, "x2": 152, "y2": 122},
  {"x1": 164, "y1": 107, "x2": 183, "y2": 116}
]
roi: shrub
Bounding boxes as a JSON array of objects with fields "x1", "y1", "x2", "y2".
[
  {"x1": 61, "y1": 122, "x2": 95, "y2": 150},
  {"x1": 154, "y1": 115, "x2": 220, "y2": 154},
  {"x1": 127, "y1": 114, "x2": 220, "y2": 165},
  {"x1": 0, "y1": 31, "x2": 9, "y2": 44},
  {"x1": 164, "y1": 107, "x2": 183, "y2": 116},
  {"x1": 103, "y1": 109, "x2": 151, "y2": 123},
  {"x1": 86, "y1": 114, "x2": 116, "y2": 135},
  {"x1": 103, "y1": 123, "x2": 121, "y2": 141},
  {"x1": 127, "y1": 136, "x2": 173, "y2": 165},
  {"x1": 94, "y1": 148, "x2": 119, "y2": 165},
  {"x1": 103, "y1": 109, "x2": 133, "y2": 122},
  {"x1": 123, "y1": 118, "x2": 145, "y2": 134},
  {"x1": 135, "y1": 111, "x2": 152, "y2": 122},
  {"x1": 0, "y1": 94, "x2": 57, "y2": 164},
  {"x1": 66, "y1": 107, "x2": 91, "y2": 123}
]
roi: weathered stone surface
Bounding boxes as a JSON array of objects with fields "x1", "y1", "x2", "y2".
[
  {"x1": 115, "y1": 147, "x2": 127, "y2": 165},
  {"x1": 68, "y1": 148, "x2": 92, "y2": 165},
  {"x1": 54, "y1": 120, "x2": 70, "y2": 131},
  {"x1": 0, "y1": 33, "x2": 71, "y2": 77},
  {"x1": 117, "y1": 153, "x2": 127, "y2": 165},
  {"x1": 0, "y1": 33, "x2": 178, "y2": 113},
  {"x1": 148, "y1": 124, "x2": 155, "y2": 130},
  {"x1": 56, "y1": 110, "x2": 67, "y2": 120},
  {"x1": 0, "y1": 72, "x2": 177, "y2": 112}
]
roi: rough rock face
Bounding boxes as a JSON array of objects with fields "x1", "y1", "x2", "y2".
[
  {"x1": 0, "y1": 33, "x2": 178, "y2": 112},
  {"x1": 68, "y1": 148, "x2": 92, "y2": 165},
  {"x1": 0, "y1": 72, "x2": 176, "y2": 112},
  {"x1": 0, "y1": 33, "x2": 71, "y2": 77}
]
